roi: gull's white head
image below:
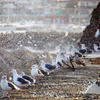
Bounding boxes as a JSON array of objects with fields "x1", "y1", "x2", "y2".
[
  {"x1": 61, "y1": 53, "x2": 65, "y2": 58},
  {"x1": 30, "y1": 64, "x2": 38, "y2": 69},
  {"x1": 93, "y1": 44, "x2": 97, "y2": 46},
  {"x1": 39, "y1": 60, "x2": 45, "y2": 65},
  {"x1": 19, "y1": 71, "x2": 25, "y2": 76},
  {"x1": 81, "y1": 44, "x2": 86, "y2": 49},
  {"x1": 81, "y1": 44, "x2": 85, "y2": 47},
  {"x1": 1, "y1": 75, "x2": 7, "y2": 80},
  {"x1": 10, "y1": 69, "x2": 17, "y2": 74}
]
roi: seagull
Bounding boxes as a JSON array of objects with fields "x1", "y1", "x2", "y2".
[
  {"x1": 52, "y1": 57, "x2": 57, "y2": 66},
  {"x1": 70, "y1": 49, "x2": 82, "y2": 64},
  {"x1": 33, "y1": 64, "x2": 49, "y2": 76},
  {"x1": 0, "y1": 75, "x2": 20, "y2": 97},
  {"x1": 10, "y1": 69, "x2": 31, "y2": 88},
  {"x1": 74, "y1": 52, "x2": 83, "y2": 57},
  {"x1": 78, "y1": 44, "x2": 87, "y2": 54},
  {"x1": 69, "y1": 49, "x2": 84, "y2": 70},
  {"x1": 56, "y1": 52, "x2": 63, "y2": 67},
  {"x1": 69, "y1": 54, "x2": 85, "y2": 71},
  {"x1": 19, "y1": 71, "x2": 35, "y2": 84},
  {"x1": 70, "y1": 49, "x2": 76, "y2": 57},
  {"x1": 60, "y1": 52, "x2": 73, "y2": 69},
  {"x1": 78, "y1": 44, "x2": 93, "y2": 55},
  {"x1": 52, "y1": 56, "x2": 62, "y2": 68},
  {"x1": 39, "y1": 60, "x2": 57, "y2": 72},
  {"x1": 86, "y1": 48, "x2": 94, "y2": 54},
  {"x1": 29, "y1": 65, "x2": 44, "y2": 82},
  {"x1": 71, "y1": 49, "x2": 82, "y2": 58},
  {"x1": 69, "y1": 56, "x2": 75, "y2": 70},
  {"x1": 95, "y1": 29, "x2": 100, "y2": 38},
  {"x1": 93, "y1": 44, "x2": 100, "y2": 52},
  {"x1": 52, "y1": 57, "x2": 62, "y2": 72},
  {"x1": 73, "y1": 54, "x2": 85, "y2": 66}
]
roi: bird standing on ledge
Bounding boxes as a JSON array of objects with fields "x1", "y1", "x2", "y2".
[
  {"x1": 0, "y1": 75, "x2": 20, "y2": 97},
  {"x1": 10, "y1": 69, "x2": 31, "y2": 88}
]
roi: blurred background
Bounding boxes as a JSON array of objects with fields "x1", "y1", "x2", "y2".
[{"x1": 0, "y1": 0, "x2": 99, "y2": 33}]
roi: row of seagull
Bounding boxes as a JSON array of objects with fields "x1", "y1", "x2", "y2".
[
  {"x1": 0, "y1": 48, "x2": 87, "y2": 97},
  {"x1": 0, "y1": 43, "x2": 99, "y2": 98},
  {"x1": 0, "y1": 49, "x2": 85, "y2": 98},
  {"x1": 78, "y1": 44, "x2": 100, "y2": 55}
]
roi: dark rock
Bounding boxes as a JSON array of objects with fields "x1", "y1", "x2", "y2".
[{"x1": 79, "y1": 2, "x2": 100, "y2": 50}]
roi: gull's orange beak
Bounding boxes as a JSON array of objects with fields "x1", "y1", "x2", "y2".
[
  {"x1": 9, "y1": 71, "x2": 12, "y2": 74},
  {"x1": 29, "y1": 67, "x2": 32, "y2": 70},
  {"x1": 53, "y1": 53, "x2": 56, "y2": 56}
]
